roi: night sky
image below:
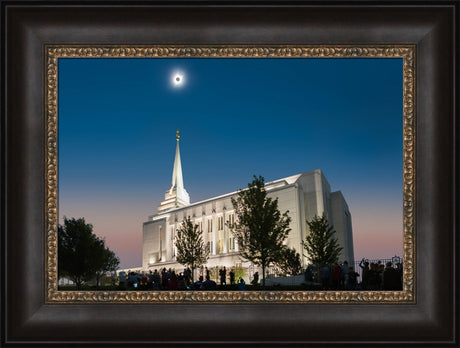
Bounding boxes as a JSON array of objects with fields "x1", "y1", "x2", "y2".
[{"x1": 58, "y1": 57, "x2": 403, "y2": 269}]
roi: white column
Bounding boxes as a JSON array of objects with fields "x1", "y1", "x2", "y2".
[
  {"x1": 315, "y1": 172, "x2": 325, "y2": 216},
  {"x1": 212, "y1": 215, "x2": 217, "y2": 255}
]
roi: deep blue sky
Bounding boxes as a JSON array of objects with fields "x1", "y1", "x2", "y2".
[{"x1": 58, "y1": 57, "x2": 403, "y2": 268}]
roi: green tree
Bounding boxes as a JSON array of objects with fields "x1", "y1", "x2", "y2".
[
  {"x1": 58, "y1": 217, "x2": 119, "y2": 290},
  {"x1": 230, "y1": 175, "x2": 291, "y2": 288},
  {"x1": 175, "y1": 217, "x2": 209, "y2": 284},
  {"x1": 275, "y1": 247, "x2": 303, "y2": 276},
  {"x1": 94, "y1": 243, "x2": 120, "y2": 288},
  {"x1": 302, "y1": 214, "x2": 343, "y2": 266}
]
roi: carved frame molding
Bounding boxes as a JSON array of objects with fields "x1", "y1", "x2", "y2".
[{"x1": 45, "y1": 45, "x2": 415, "y2": 304}]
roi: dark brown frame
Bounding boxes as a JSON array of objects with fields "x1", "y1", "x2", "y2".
[{"x1": 2, "y1": 1, "x2": 457, "y2": 346}]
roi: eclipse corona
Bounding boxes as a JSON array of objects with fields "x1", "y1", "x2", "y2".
[{"x1": 171, "y1": 72, "x2": 185, "y2": 87}]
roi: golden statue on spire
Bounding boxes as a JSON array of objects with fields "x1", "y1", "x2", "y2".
[{"x1": 176, "y1": 129, "x2": 180, "y2": 142}]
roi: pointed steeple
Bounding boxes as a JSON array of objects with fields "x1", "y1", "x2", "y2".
[
  {"x1": 170, "y1": 130, "x2": 184, "y2": 195},
  {"x1": 157, "y1": 130, "x2": 190, "y2": 212}
]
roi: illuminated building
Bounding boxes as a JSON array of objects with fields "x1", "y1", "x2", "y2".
[{"x1": 142, "y1": 131, "x2": 354, "y2": 277}]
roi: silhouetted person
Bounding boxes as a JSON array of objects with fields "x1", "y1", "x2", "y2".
[
  {"x1": 177, "y1": 273, "x2": 187, "y2": 290},
  {"x1": 383, "y1": 262, "x2": 402, "y2": 290},
  {"x1": 347, "y1": 267, "x2": 359, "y2": 290},
  {"x1": 377, "y1": 263, "x2": 385, "y2": 289},
  {"x1": 193, "y1": 275, "x2": 204, "y2": 290},
  {"x1": 319, "y1": 263, "x2": 331, "y2": 290},
  {"x1": 161, "y1": 268, "x2": 168, "y2": 289},
  {"x1": 252, "y1": 272, "x2": 259, "y2": 286},
  {"x1": 202, "y1": 275, "x2": 217, "y2": 290},
  {"x1": 359, "y1": 259, "x2": 370, "y2": 289},
  {"x1": 219, "y1": 267, "x2": 227, "y2": 285},
  {"x1": 367, "y1": 263, "x2": 379, "y2": 290},
  {"x1": 238, "y1": 277, "x2": 246, "y2": 291},
  {"x1": 184, "y1": 268, "x2": 192, "y2": 286},
  {"x1": 152, "y1": 269, "x2": 160, "y2": 290},
  {"x1": 332, "y1": 263, "x2": 341, "y2": 290},
  {"x1": 118, "y1": 271, "x2": 126, "y2": 289},
  {"x1": 304, "y1": 265, "x2": 313, "y2": 282},
  {"x1": 128, "y1": 271, "x2": 138, "y2": 288},
  {"x1": 229, "y1": 269, "x2": 235, "y2": 285},
  {"x1": 168, "y1": 270, "x2": 178, "y2": 290}
]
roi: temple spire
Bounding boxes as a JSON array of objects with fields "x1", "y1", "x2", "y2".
[
  {"x1": 157, "y1": 130, "x2": 190, "y2": 212},
  {"x1": 170, "y1": 129, "x2": 184, "y2": 194}
]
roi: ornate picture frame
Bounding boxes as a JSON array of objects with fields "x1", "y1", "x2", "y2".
[
  {"x1": 46, "y1": 45, "x2": 415, "y2": 304},
  {"x1": 2, "y1": 1, "x2": 456, "y2": 345}
]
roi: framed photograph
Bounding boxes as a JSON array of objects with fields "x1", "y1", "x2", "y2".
[
  {"x1": 2, "y1": 1, "x2": 457, "y2": 346},
  {"x1": 51, "y1": 45, "x2": 411, "y2": 301}
]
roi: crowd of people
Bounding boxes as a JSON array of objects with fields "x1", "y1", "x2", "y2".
[
  {"x1": 305, "y1": 259, "x2": 403, "y2": 290},
  {"x1": 118, "y1": 266, "x2": 245, "y2": 291},
  {"x1": 358, "y1": 259, "x2": 403, "y2": 290},
  {"x1": 118, "y1": 268, "x2": 191, "y2": 290},
  {"x1": 118, "y1": 259, "x2": 403, "y2": 291}
]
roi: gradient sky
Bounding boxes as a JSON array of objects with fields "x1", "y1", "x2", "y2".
[{"x1": 58, "y1": 57, "x2": 403, "y2": 269}]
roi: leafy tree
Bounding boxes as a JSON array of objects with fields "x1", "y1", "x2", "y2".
[
  {"x1": 104, "y1": 248, "x2": 120, "y2": 275},
  {"x1": 91, "y1": 237, "x2": 106, "y2": 288},
  {"x1": 58, "y1": 217, "x2": 119, "y2": 289},
  {"x1": 302, "y1": 214, "x2": 343, "y2": 266},
  {"x1": 275, "y1": 247, "x2": 303, "y2": 276},
  {"x1": 175, "y1": 217, "x2": 209, "y2": 283},
  {"x1": 230, "y1": 175, "x2": 291, "y2": 288},
  {"x1": 94, "y1": 244, "x2": 120, "y2": 288},
  {"x1": 233, "y1": 264, "x2": 246, "y2": 283}
]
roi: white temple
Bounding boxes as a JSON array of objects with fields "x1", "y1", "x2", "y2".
[{"x1": 142, "y1": 131, "x2": 354, "y2": 278}]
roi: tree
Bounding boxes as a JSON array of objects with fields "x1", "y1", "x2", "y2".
[
  {"x1": 58, "y1": 217, "x2": 120, "y2": 289},
  {"x1": 275, "y1": 247, "x2": 303, "y2": 276},
  {"x1": 94, "y1": 243, "x2": 120, "y2": 288},
  {"x1": 175, "y1": 217, "x2": 209, "y2": 284},
  {"x1": 302, "y1": 214, "x2": 343, "y2": 266},
  {"x1": 230, "y1": 175, "x2": 291, "y2": 288},
  {"x1": 104, "y1": 249, "x2": 121, "y2": 287}
]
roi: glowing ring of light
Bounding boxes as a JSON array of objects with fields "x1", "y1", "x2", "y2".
[{"x1": 171, "y1": 72, "x2": 185, "y2": 87}]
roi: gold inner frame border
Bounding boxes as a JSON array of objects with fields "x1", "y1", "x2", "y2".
[{"x1": 45, "y1": 45, "x2": 415, "y2": 304}]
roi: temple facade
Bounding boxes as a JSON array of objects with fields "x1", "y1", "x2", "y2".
[{"x1": 142, "y1": 131, "x2": 354, "y2": 278}]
